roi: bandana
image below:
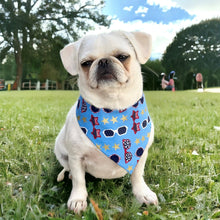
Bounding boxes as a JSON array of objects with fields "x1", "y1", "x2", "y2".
[{"x1": 76, "y1": 95, "x2": 151, "y2": 174}]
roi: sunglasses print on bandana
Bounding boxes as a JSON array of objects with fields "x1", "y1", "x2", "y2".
[
  {"x1": 91, "y1": 128, "x2": 101, "y2": 139},
  {"x1": 122, "y1": 139, "x2": 131, "y2": 149},
  {"x1": 142, "y1": 119, "x2": 147, "y2": 129},
  {"x1": 90, "y1": 115, "x2": 99, "y2": 126},
  {"x1": 81, "y1": 99, "x2": 87, "y2": 113},
  {"x1": 122, "y1": 139, "x2": 132, "y2": 163},
  {"x1": 142, "y1": 116, "x2": 151, "y2": 129},
  {"x1": 81, "y1": 127, "x2": 88, "y2": 135},
  {"x1": 119, "y1": 108, "x2": 127, "y2": 113},
  {"x1": 136, "y1": 147, "x2": 144, "y2": 157},
  {"x1": 103, "y1": 126, "x2": 128, "y2": 138},
  {"x1": 77, "y1": 100, "x2": 80, "y2": 109},
  {"x1": 132, "y1": 96, "x2": 144, "y2": 108},
  {"x1": 91, "y1": 105, "x2": 100, "y2": 113},
  {"x1": 103, "y1": 108, "x2": 113, "y2": 113},
  {"x1": 131, "y1": 110, "x2": 139, "y2": 121},
  {"x1": 110, "y1": 154, "x2": 120, "y2": 163}
]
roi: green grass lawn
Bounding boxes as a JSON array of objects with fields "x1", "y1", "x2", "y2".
[{"x1": 0, "y1": 90, "x2": 220, "y2": 220}]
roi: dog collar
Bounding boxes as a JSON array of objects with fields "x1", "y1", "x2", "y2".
[{"x1": 76, "y1": 95, "x2": 152, "y2": 174}]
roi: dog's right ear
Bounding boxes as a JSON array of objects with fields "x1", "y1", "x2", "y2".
[
  {"x1": 60, "y1": 40, "x2": 81, "y2": 75},
  {"x1": 122, "y1": 31, "x2": 152, "y2": 64}
]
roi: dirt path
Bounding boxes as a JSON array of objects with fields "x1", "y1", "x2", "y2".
[{"x1": 204, "y1": 88, "x2": 220, "y2": 93}]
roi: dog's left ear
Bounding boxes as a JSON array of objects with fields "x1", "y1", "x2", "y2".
[
  {"x1": 123, "y1": 31, "x2": 152, "y2": 64},
  {"x1": 60, "y1": 40, "x2": 81, "y2": 75}
]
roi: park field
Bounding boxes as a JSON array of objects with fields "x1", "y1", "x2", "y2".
[{"x1": 0, "y1": 90, "x2": 220, "y2": 219}]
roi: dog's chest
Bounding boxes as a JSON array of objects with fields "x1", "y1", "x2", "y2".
[{"x1": 76, "y1": 95, "x2": 151, "y2": 174}]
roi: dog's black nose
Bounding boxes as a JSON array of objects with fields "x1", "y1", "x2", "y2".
[
  {"x1": 97, "y1": 58, "x2": 116, "y2": 81},
  {"x1": 98, "y1": 59, "x2": 109, "y2": 68}
]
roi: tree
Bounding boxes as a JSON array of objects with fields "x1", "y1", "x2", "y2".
[
  {"x1": 35, "y1": 33, "x2": 70, "y2": 88},
  {"x1": 0, "y1": 53, "x2": 16, "y2": 80},
  {"x1": 0, "y1": 0, "x2": 110, "y2": 89},
  {"x1": 162, "y1": 18, "x2": 220, "y2": 89}
]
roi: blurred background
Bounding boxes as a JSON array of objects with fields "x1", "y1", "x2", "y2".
[{"x1": 0, "y1": 0, "x2": 220, "y2": 91}]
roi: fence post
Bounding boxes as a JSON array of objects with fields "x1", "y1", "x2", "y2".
[
  {"x1": 36, "y1": 81, "x2": 40, "y2": 90},
  {"x1": 45, "y1": 79, "x2": 49, "y2": 90}
]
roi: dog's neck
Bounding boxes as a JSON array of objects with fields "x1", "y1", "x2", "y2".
[{"x1": 80, "y1": 87, "x2": 143, "y2": 110}]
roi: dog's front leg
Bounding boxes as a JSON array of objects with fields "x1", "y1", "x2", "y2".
[
  {"x1": 67, "y1": 155, "x2": 88, "y2": 214},
  {"x1": 131, "y1": 147, "x2": 158, "y2": 206}
]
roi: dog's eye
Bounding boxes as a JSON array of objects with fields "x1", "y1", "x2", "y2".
[
  {"x1": 81, "y1": 60, "x2": 93, "y2": 67},
  {"x1": 116, "y1": 55, "x2": 129, "y2": 62}
]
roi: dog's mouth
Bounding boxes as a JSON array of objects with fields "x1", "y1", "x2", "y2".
[
  {"x1": 96, "y1": 58, "x2": 118, "y2": 82},
  {"x1": 97, "y1": 70, "x2": 118, "y2": 82}
]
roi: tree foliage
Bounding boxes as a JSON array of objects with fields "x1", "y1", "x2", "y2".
[
  {"x1": 0, "y1": 53, "x2": 16, "y2": 80},
  {"x1": 0, "y1": 0, "x2": 110, "y2": 89},
  {"x1": 162, "y1": 18, "x2": 220, "y2": 89}
]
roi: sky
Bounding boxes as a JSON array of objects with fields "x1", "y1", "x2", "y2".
[{"x1": 89, "y1": 0, "x2": 220, "y2": 60}]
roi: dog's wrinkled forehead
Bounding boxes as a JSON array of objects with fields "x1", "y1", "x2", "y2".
[{"x1": 79, "y1": 33, "x2": 133, "y2": 61}]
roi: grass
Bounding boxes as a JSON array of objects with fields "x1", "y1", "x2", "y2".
[{"x1": 0, "y1": 90, "x2": 219, "y2": 220}]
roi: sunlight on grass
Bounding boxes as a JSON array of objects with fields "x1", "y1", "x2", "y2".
[{"x1": 0, "y1": 90, "x2": 219, "y2": 219}]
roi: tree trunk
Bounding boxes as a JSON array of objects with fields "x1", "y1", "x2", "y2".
[
  {"x1": 13, "y1": 30, "x2": 23, "y2": 90},
  {"x1": 14, "y1": 51, "x2": 23, "y2": 90}
]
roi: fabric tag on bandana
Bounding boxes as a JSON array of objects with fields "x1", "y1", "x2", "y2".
[{"x1": 76, "y1": 95, "x2": 152, "y2": 174}]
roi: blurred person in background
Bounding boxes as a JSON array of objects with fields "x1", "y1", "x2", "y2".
[
  {"x1": 166, "y1": 71, "x2": 175, "y2": 91},
  {"x1": 161, "y1": 72, "x2": 169, "y2": 90}
]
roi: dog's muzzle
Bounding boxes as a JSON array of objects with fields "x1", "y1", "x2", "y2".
[{"x1": 96, "y1": 58, "x2": 117, "y2": 81}]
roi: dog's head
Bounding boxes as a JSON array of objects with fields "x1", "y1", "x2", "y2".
[{"x1": 60, "y1": 31, "x2": 151, "y2": 109}]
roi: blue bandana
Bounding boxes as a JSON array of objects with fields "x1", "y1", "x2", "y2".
[{"x1": 76, "y1": 95, "x2": 151, "y2": 174}]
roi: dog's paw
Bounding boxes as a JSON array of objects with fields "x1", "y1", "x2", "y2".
[
  {"x1": 67, "y1": 191, "x2": 88, "y2": 214},
  {"x1": 68, "y1": 198, "x2": 87, "y2": 214},
  {"x1": 133, "y1": 182, "x2": 158, "y2": 206}
]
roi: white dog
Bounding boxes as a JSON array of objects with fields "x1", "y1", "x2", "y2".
[{"x1": 54, "y1": 31, "x2": 158, "y2": 214}]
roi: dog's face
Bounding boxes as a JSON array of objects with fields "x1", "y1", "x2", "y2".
[
  {"x1": 78, "y1": 33, "x2": 133, "y2": 90},
  {"x1": 60, "y1": 31, "x2": 152, "y2": 109}
]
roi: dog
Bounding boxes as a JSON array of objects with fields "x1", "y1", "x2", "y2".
[{"x1": 54, "y1": 30, "x2": 158, "y2": 214}]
